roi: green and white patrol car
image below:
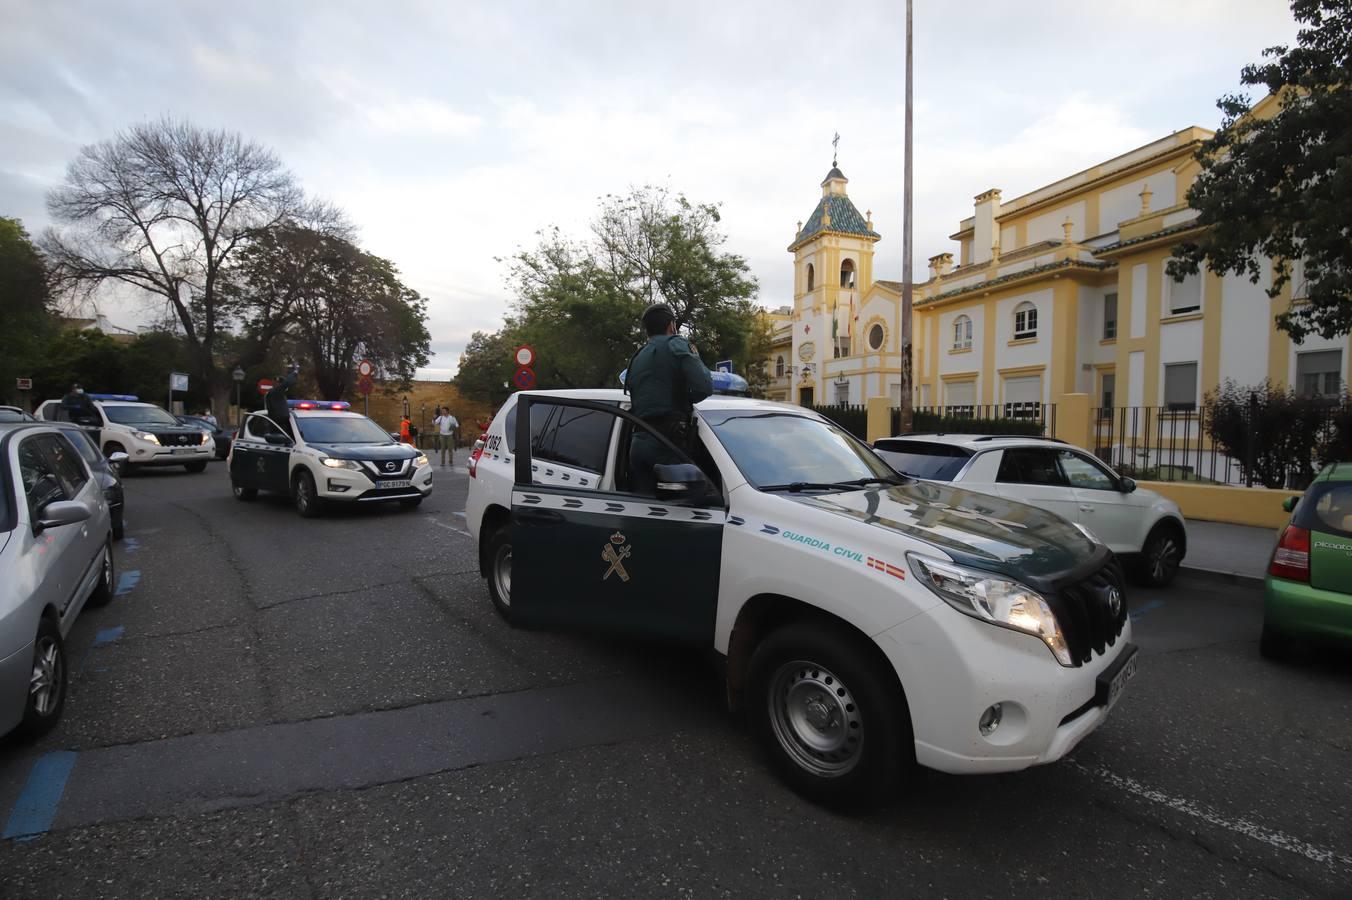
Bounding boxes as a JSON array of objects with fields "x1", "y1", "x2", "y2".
[
  {"x1": 466, "y1": 389, "x2": 1137, "y2": 806},
  {"x1": 229, "y1": 400, "x2": 432, "y2": 517}
]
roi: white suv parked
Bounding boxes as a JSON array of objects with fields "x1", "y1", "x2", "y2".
[
  {"x1": 873, "y1": 434, "x2": 1187, "y2": 586},
  {"x1": 37, "y1": 395, "x2": 214, "y2": 473},
  {"x1": 466, "y1": 390, "x2": 1137, "y2": 806}
]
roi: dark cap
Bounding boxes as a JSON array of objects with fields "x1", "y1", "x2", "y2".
[{"x1": 642, "y1": 303, "x2": 675, "y2": 335}]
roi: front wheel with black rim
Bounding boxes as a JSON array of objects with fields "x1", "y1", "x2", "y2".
[
  {"x1": 485, "y1": 525, "x2": 515, "y2": 625},
  {"x1": 232, "y1": 482, "x2": 257, "y2": 502},
  {"x1": 1135, "y1": 523, "x2": 1183, "y2": 587},
  {"x1": 745, "y1": 621, "x2": 911, "y2": 809},
  {"x1": 14, "y1": 618, "x2": 67, "y2": 740},
  {"x1": 293, "y1": 470, "x2": 324, "y2": 518},
  {"x1": 87, "y1": 539, "x2": 115, "y2": 607}
]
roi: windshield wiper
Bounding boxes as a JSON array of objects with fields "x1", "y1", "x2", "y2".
[
  {"x1": 760, "y1": 481, "x2": 870, "y2": 493},
  {"x1": 836, "y1": 475, "x2": 910, "y2": 487}
]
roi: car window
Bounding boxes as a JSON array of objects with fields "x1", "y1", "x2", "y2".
[
  {"x1": 103, "y1": 404, "x2": 179, "y2": 426},
  {"x1": 61, "y1": 428, "x2": 105, "y2": 469},
  {"x1": 18, "y1": 437, "x2": 67, "y2": 518},
  {"x1": 506, "y1": 401, "x2": 617, "y2": 474},
  {"x1": 1057, "y1": 450, "x2": 1116, "y2": 490},
  {"x1": 245, "y1": 415, "x2": 284, "y2": 440},
  {"x1": 0, "y1": 408, "x2": 34, "y2": 423},
  {"x1": 1297, "y1": 482, "x2": 1352, "y2": 539},
  {"x1": 873, "y1": 441, "x2": 973, "y2": 480},
  {"x1": 996, "y1": 448, "x2": 1068, "y2": 486},
  {"x1": 43, "y1": 434, "x2": 91, "y2": 497},
  {"x1": 295, "y1": 415, "x2": 395, "y2": 445},
  {"x1": 703, "y1": 411, "x2": 895, "y2": 488}
]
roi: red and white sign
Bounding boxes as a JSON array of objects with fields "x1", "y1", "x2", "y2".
[
  {"x1": 513, "y1": 345, "x2": 536, "y2": 367},
  {"x1": 357, "y1": 359, "x2": 375, "y2": 378},
  {"x1": 357, "y1": 374, "x2": 375, "y2": 396},
  {"x1": 15, "y1": 378, "x2": 32, "y2": 391},
  {"x1": 257, "y1": 378, "x2": 275, "y2": 394}
]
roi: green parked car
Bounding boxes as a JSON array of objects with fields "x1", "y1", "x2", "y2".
[{"x1": 1263, "y1": 462, "x2": 1352, "y2": 660}]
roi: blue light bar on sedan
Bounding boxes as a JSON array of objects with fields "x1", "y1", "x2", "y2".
[
  {"x1": 287, "y1": 399, "x2": 351, "y2": 410},
  {"x1": 88, "y1": 393, "x2": 139, "y2": 401}
]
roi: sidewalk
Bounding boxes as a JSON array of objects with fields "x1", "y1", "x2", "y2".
[{"x1": 1182, "y1": 519, "x2": 1278, "y2": 582}]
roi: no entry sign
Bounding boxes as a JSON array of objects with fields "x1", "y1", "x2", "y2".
[{"x1": 257, "y1": 378, "x2": 275, "y2": 394}]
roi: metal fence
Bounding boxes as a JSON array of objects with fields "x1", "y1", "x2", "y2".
[
  {"x1": 1092, "y1": 402, "x2": 1351, "y2": 488},
  {"x1": 899, "y1": 404, "x2": 1053, "y2": 438},
  {"x1": 811, "y1": 403, "x2": 868, "y2": 439}
]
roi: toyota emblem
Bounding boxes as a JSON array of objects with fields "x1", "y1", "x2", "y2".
[
  {"x1": 384, "y1": 461, "x2": 396, "y2": 472},
  {"x1": 1107, "y1": 587, "x2": 1122, "y2": 617}
]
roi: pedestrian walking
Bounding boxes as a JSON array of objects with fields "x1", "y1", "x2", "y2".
[{"x1": 433, "y1": 407, "x2": 458, "y2": 467}]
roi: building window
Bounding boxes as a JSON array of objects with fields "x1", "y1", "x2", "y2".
[
  {"x1": 1103, "y1": 292, "x2": 1118, "y2": 340},
  {"x1": 1003, "y1": 374, "x2": 1042, "y2": 419},
  {"x1": 1164, "y1": 362, "x2": 1198, "y2": 411},
  {"x1": 1297, "y1": 350, "x2": 1342, "y2": 398},
  {"x1": 867, "y1": 323, "x2": 886, "y2": 351},
  {"x1": 1013, "y1": 302, "x2": 1037, "y2": 340},
  {"x1": 1167, "y1": 264, "x2": 1201, "y2": 315},
  {"x1": 1100, "y1": 372, "x2": 1115, "y2": 417},
  {"x1": 944, "y1": 380, "x2": 975, "y2": 416},
  {"x1": 806, "y1": 264, "x2": 815, "y2": 292},
  {"x1": 775, "y1": 355, "x2": 785, "y2": 378},
  {"x1": 835, "y1": 382, "x2": 849, "y2": 404},
  {"x1": 952, "y1": 315, "x2": 972, "y2": 350},
  {"x1": 840, "y1": 259, "x2": 855, "y2": 288}
]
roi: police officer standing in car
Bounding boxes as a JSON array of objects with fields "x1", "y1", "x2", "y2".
[{"x1": 626, "y1": 304, "x2": 713, "y2": 495}]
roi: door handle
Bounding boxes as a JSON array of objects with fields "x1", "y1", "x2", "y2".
[
  {"x1": 1078, "y1": 505, "x2": 1093, "y2": 512},
  {"x1": 517, "y1": 508, "x2": 564, "y2": 526}
]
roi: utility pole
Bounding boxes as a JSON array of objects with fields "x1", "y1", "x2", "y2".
[{"x1": 898, "y1": 0, "x2": 915, "y2": 434}]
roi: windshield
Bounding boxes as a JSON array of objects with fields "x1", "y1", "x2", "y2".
[
  {"x1": 104, "y1": 404, "x2": 179, "y2": 426},
  {"x1": 874, "y1": 442, "x2": 973, "y2": 480},
  {"x1": 296, "y1": 415, "x2": 395, "y2": 444},
  {"x1": 0, "y1": 408, "x2": 33, "y2": 423},
  {"x1": 704, "y1": 411, "x2": 898, "y2": 490}
]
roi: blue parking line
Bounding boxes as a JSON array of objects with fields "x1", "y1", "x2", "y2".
[
  {"x1": 92, "y1": 625, "x2": 124, "y2": 647},
  {"x1": 3, "y1": 751, "x2": 78, "y2": 840},
  {"x1": 1130, "y1": 599, "x2": 1165, "y2": 621},
  {"x1": 122, "y1": 537, "x2": 140, "y2": 553},
  {"x1": 114, "y1": 570, "x2": 140, "y2": 596}
]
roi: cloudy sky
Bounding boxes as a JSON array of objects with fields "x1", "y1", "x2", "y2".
[{"x1": 1, "y1": 0, "x2": 1299, "y2": 378}]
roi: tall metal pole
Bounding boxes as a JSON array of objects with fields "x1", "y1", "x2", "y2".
[{"x1": 898, "y1": 0, "x2": 915, "y2": 434}]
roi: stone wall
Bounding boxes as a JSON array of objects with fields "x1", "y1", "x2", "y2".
[{"x1": 360, "y1": 381, "x2": 495, "y2": 443}]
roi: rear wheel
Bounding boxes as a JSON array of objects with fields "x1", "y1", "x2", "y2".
[
  {"x1": 232, "y1": 482, "x2": 257, "y2": 502},
  {"x1": 1135, "y1": 523, "x2": 1183, "y2": 587},
  {"x1": 14, "y1": 618, "x2": 67, "y2": 741},
  {"x1": 87, "y1": 539, "x2": 115, "y2": 607},
  {"x1": 293, "y1": 470, "x2": 323, "y2": 518},
  {"x1": 184, "y1": 461, "x2": 207, "y2": 473},
  {"x1": 485, "y1": 525, "x2": 514, "y2": 625},
  {"x1": 746, "y1": 621, "x2": 910, "y2": 808}
]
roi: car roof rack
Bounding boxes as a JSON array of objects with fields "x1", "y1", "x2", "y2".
[{"x1": 969, "y1": 434, "x2": 1066, "y2": 443}]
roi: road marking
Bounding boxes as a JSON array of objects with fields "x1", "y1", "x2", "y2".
[
  {"x1": 121, "y1": 537, "x2": 140, "y2": 553},
  {"x1": 92, "y1": 626, "x2": 125, "y2": 647},
  {"x1": 1073, "y1": 761, "x2": 1352, "y2": 872},
  {"x1": 1129, "y1": 599, "x2": 1164, "y2": 621},
  {"x1": 3, "y1": 752, "x2": 78, "y2": 840},
  {"x1": 453, "y1": 510, "x2": 467, "y2": 519},
  {"x1": 426, "y1": 518, "x2": 471, "y2": 538},
  {"x1": 114, "y1": 570, "x2": 140, "y2": 596}
]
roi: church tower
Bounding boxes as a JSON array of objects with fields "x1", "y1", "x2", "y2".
[{"x1": 787, "y1": 160, "x2": 881, "y2": 405}]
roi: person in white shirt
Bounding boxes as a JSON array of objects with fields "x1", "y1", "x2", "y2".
[
  {"x1": 201, "y1": 410, "x2": 218, "y2": 428},
  {"x1": 433, "y1": 408, "x2": 459, "y2": 467}
]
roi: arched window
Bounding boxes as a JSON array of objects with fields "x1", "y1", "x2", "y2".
[
  {"x1": 952, "y1": 315, "x2": 973, "y2": 350},
  {"x1": 867, "y1": 323, "x2": 886, "y2": 351},
  {"x1": 1013, "y1": 301, "x2": 1038, "y2": 340},
  {"x1": 806, "y1": 264, "x2": 815, "y2": 292},
  {"x1": 840, "y1": 258, "x2": 856, "y2": 288},
  {"x1": 775, "y1": 355, "x2": 785, "y2": 378}
]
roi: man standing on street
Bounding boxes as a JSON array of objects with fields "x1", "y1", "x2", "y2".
[
  {"x1": 433, "y1": 407, "x2": 458, "y2": 467},
  {"x1": 625, "y1": 303, "x2": 713, "y2": 495}
]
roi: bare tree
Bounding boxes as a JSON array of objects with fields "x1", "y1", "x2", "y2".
[{"x1": 43, "y1": 118, "x2": 311, "y2": 419}]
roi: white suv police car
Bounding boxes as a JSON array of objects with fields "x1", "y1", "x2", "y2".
[
  {"x1": 229, "y1": 400, "x2": 431, "y2": 516},
  {"x1": 37, "y1": 394, "x2": 214, "y2": 473},
  {"x1": 466, "y1": 389, "x2": 1137, "y2": 806},
  {"x1": 874, "y1": 434, "x2": 1187, "y2": 586}
]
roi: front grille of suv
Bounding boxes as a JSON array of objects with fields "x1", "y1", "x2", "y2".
[
  {"x1": 152, "y1": 431, "x2": 205, "y2": 447},
  {"x1": 1050, "y1": 560, "x2": 1128, "y2": 666}
]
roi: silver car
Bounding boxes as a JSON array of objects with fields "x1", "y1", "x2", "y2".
[{"x1": 0, "y1": 423, "x2": 115, "y2": 740}]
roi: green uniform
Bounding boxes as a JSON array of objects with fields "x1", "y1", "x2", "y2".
[{"x1": 627, "y1": 334, "x2": 713, "y2": 494}]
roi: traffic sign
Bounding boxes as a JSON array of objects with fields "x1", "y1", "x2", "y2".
[
  {"x1": 357, "y1": 359, "x2": 375, "y2": 378},
  {"x1": 257, "y1": 378, "x2": 275, "y2": 394},
  {"x1": 513, "y1": 366, "x2": 537, "y2": 390},
  {"x1": 15, "y1": 377, "x2": 32, "y2": 391},
  {"x1": 357, "y1": 374, "x2": 375, "y2": 396},
  {"x1": 715, "y1": 360, "x2": 734, "y2": 373},
  {"x1": 514, "y1": 345, "x2": 536, "y2": 368}
]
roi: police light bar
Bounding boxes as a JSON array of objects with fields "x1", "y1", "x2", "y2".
[
  {"x1": 287, "y1": 399, "x2": 351, "y2": 410},
  {"x1": 88, "y1": 393, "x2": 139, "y2": 402},
  {"x1": 710, "y1": 371, "x2": 749, "y2": 395}
]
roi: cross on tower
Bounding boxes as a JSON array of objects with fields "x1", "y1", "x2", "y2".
[{"x1": 832, "y1": 132, "x2": 840, "y2": 167}]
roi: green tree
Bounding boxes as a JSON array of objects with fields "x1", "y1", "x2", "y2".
[
  {"x1": 0, "y1": 217, "x2": 57, "y2": 405},
  {"x1": 30, "y1": 329, "x2": 127, "y2": 404},
  {"x1": 1170, "y1": 0, "x2": 1352, "y2": 340},
  {"x1": 452, "y1": 328, "x2": 520, "y2": 408}
]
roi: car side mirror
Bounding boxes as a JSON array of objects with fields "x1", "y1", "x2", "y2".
[
  {"x1": 1119, "y1": 476, "x2": 1137, "y2": 494},
  {"x1": 108, "y1": 451, "x2": 129, "y2": 474},
  {"x1": 1282, "y1": 496, "x2": 1299, "y2": 513},
  {"x1": 264, "y1": 433, "x2": 293, "y2": 447},
  {"x1": 654, "y1": 463, "x2": 714, "y2": 503},
  {"x1": 36, "y1": 500, "x2": 92, "y2": 533}
]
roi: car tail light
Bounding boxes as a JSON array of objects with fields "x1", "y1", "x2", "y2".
[
  {"x1": 469, "y1": 442, "x2": 485, "y2": 478},
  {"x1": 1268, "y1": 525, "x2": 1310, "y2": 582}
]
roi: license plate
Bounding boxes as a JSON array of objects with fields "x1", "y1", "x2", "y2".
[
  {"x1": 170, "y1": 447, "x2": 197, "y2": 454},
  {"x1": 382, "y1": 479, "x2": 412, "y2": 489},
  {"x1": 1096, "y1": 644, "x2": 1139, "y2": 710}
]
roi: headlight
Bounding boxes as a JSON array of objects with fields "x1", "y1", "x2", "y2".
[
  {"x1": 135, "y1": 431, "x2": 160, "y2": 445},
  {"x1": 906, "y1": 553, "x2": 1072, "y2": 666},
  {"x1": 321, "y1": 457, "x2": 361, "y2": 470},
  {"x1": 412, "y1": 454, "x2": 429, "y2": 468}
]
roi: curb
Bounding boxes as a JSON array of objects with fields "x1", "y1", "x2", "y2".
[{"x1": 1178, "y1": 565, "x2": 1263, "y2": 587}]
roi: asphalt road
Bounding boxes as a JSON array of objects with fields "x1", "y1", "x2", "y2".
[{"x1": 1, "y1": 454, "x2": 1349, "y2": 899}]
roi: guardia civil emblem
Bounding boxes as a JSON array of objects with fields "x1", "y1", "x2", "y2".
[{"x1": 601, "y1": 532, "x2": 632, "y2": 583}]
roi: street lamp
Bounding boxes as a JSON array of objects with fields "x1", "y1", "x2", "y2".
[{"x1": 232, "y1": 366, "x2": 245, "y2": 426}]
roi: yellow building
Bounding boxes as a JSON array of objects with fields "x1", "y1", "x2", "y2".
[{"x1": 774, "y1": 102, "x2": 1351, "y2": 426}]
